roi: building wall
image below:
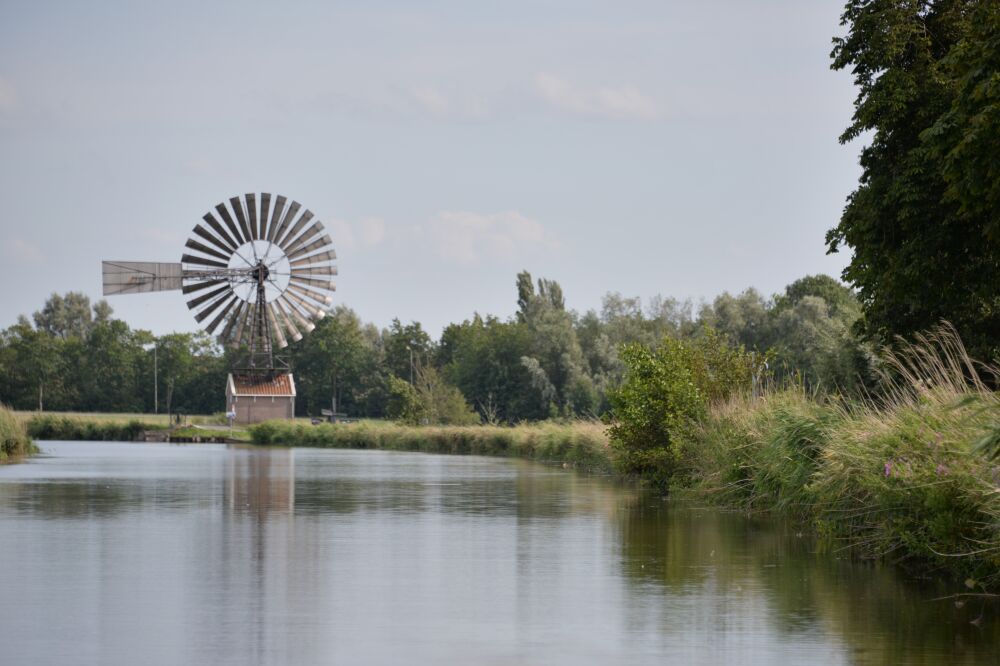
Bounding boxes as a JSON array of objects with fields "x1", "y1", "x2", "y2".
[{"x1": 227, "y1": 395, "x2": 295, "y2": 424}]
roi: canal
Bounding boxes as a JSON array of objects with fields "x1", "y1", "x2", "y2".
[{"x1": 0, "y1": 441, "x2": 996, "y2": 665}]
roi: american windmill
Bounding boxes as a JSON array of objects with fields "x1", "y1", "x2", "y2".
[{"x1": 102, "y1": 193, "x2": 337, "y2": 423}]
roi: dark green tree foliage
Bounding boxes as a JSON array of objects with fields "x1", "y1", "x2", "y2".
[
  {"x1": 515, "y1": 271, "x2": 597, "y2": 416},
  {"x1": 443, "y1": 315, "x2": 547, "y2": 422},
  {"x1": 828, "y1": 0, "x2": 1000, "y2": 361},
  {"x1": 0, "y1": 273, "x2": 877, "y2": 420},
  {"x1": 382, "y1": 318, "x2": 433, "y2": 382},
  {"x1": 386, "y1": 365, "x2": 479, "y2": 425},
  {"x1": 288, "y1": 306, "x2": 387, "y2": 417},
  {"x1": 0, "y1": 294, "x2": 229, "y2": 415}
]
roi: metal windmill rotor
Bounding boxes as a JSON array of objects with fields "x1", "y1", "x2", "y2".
[{"x1": 102, "y1": 193, "x2": 337, "y2": 368}]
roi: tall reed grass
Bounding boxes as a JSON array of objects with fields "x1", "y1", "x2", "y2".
[
  {"x1": 1, "y1": 405, "x2": 36, "y2": 462},
  {"x1": 25, "y1": 414, "x2": 153, "y2": 441},
  {"x1": 678, "y1": 324, "x2": 1000, "y2": 583},
  {"x1": 251, "y1": 420, "x2": 615, "y2": 473}
]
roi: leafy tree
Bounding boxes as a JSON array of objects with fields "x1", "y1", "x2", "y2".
[
  {"x1": 516, "y1": 271, "x2": 596, "y2": 415},
  {"x1": 32, "y1": 292, "x2": 102, "y2": 339},
  {"x1": 444, "y1": 315, "x2": 546, "y2": 422},
  {"x1": 382, "y1": 318, "x2": 433, "y2": 382},
  {"x1": 387, "y1": 365, "x2": 479, "y2": 425},
  {"x1": 608, "y1": 332, "x2": 760, "y2": 489},
  {"x1": 828, "y1": 0, "x2": 999, "y2": 361},
  {"x1": 1, "y1": 317, "x2": 61, "y2": 410},
  {"x1": 290, "y1": 306, "x2": 386, "y2": 417},
  {"x1": 698, "y1": 288, "x2": 771, "y2": 351}
]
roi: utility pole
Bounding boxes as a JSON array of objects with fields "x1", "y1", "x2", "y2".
[
  {"x1": 408, "y1": 345, "x2": 414, "y2": 385},
  {"x1": 153, "y1": 344, "x2": 158, "y2": 414}
]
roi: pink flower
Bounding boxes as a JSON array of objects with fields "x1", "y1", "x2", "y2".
[{"x1": 884, "y1": 460, "x2": 893, "y2": 477}]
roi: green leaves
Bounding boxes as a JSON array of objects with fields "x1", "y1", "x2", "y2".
[
  {"x1": 608, "y1": 333, "x2": 759, "y2": 489},
  {"x1": 830, "y1": 0, "x2": 1000, "y2": 362}
]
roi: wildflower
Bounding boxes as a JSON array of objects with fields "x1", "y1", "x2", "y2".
[
  {"x1": 884, "y1": 460, "x2": 893, "y2": 477},
  {"x1": 936, "y1": 464, "x2": 949, "y2": 476}
]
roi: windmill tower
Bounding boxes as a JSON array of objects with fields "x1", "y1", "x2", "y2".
[{"x1": 102, "y1": 193, "x2": 337, "y2": 423}]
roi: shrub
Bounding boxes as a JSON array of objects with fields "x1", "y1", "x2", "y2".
[
  {"x1": 608, "y1": 330, "x2": 760, "y2": 488},
  {"x1": 0, "y1": 406, "x2": 35, "y2": 462}
]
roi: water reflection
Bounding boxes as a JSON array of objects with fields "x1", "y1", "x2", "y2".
[
  {"x1": 617, "y1": 496, "x2": 1000, "y2": 664},
  {"x1": 0, "y1": 441, "x2": 995, "y2": 665}
]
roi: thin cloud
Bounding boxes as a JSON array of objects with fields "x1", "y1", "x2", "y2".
[
  {"x1": 0, "y1": 77, "x2": 17, "y2": 113},
  {"x1": 534, "y1": 72, "x2": 660, "y2": 120},
  {"x1": 410, "y1": 86, "x2": 450, "y2": 117},
  {"x1": 329, "y1": 217, "x2": 386, "y2": 253},
  {"x1": 3, "y1": 239, "x2": 41, "y2": 263},
  {"x1": 426, "y1": 210, "x2": 558, "y2": 264}
]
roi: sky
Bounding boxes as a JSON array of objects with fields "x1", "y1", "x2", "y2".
[{"x1": 0, "y1": 0, "x2": 860, "y2": 336}]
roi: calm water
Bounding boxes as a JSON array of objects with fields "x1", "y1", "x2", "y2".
[{"x1": 0, "y1": 442, "x2": 996, "y2": 665}]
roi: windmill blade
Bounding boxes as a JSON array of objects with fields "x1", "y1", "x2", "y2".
[
  {"x1": 193, "y1": 290, "x2": 232, "y2": 323},
  {"x1": 266, "y1": 304, "x2": 288, "y2": 349},
  {"x1": 258, "y1": 193, "x2": 271, "y2": 240},
  {"x1": 289, "y1": 275, "x2": 336, "y2": 290},
  {"x1": 102, "y1": 261, "x2": 183, "y2": 295},
  {"x1": 201, "y1": 212, "x2": 238, "y2": 251},
  {"x1": 230, "y1": 196, "x2": 254, "y2": 243},
  {"x1": 205, "y1": 295, "x2": 239, "y2": 335},
  {"x1": 269, "y1": 200, "x2": 301, "y2": 247},
  {"x1": 184, "y1": 239, "x2": 230, "y2": 263},
  {"x1": 186, "y1": 283, "x2": 231, "y2": 310},
  {"x1": 181, "y1": 278, "x2": 226, "y2": 295},
  {"x1": 182, "y1": 253, "x2": 228, "y2": 269},
  {"x1": 216, "y1": 203, "x2": 246, "y2": 246},
  {"x1": 276, "y1": 209, "x2": 314, "y2": 249},
  {"x1": 287, "y1": 265, "x2": 338, "y2": 277},
  {"x1": 273, "y1": 298, "x2": 303, "y2": 342},
  {"x1": 290, "y1": 250, "x2": 337, "y2": 269},
  {"x1": 245, "y1": 194, "x2": 258, "y2": 241},
  {"x1": 219, "y1": 301, "x2": 245, "y2": 344},
  {"x1": 192, "y1": 224, "x2": 235, "y2": 256},
  {"x1": 233, "y1": 302, "x2": 253, "y2": 347},
  {"x1": 274, "y1": 294, "x2": 316, "y2": 333},
  {"x1": 288, "y1": 282, "x2": 333, "y2": 307},
  {"x1": 283, "y1": 226, "x2": 326, "y2": 258},
  {"x1": 284, "y1": 290, "x2": 326, "y2": 320},
  {"x1": 283, "y1": 222, "x2": 326, "y2": 254},
  {"x1": 267, "y1": 195, "x2": 287, "y2": 242},
  {"x1": 287, "y1": 234, "x2": 333, "y2": 261}
]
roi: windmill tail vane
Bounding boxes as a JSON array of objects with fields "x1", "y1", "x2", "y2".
[{"x1": 102, "y1": 192, "x2": 337, "y2": 370}]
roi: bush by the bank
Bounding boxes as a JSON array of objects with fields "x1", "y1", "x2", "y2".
[
  {"x1": 1, "y1": 406, "x2": 35, "y2": 462},
  {"x1": 251, "y1": 420, "x2": 615, "y2": 473},
  {"x1": 608, "y1": 329, "x2": 765, "y2": 489},
  {"x1": 675, "y1": 326, "x2": 1000, "y2": 584},
  {"x1": 25, "y1": 414, "x2": 155, "y2": 441}
]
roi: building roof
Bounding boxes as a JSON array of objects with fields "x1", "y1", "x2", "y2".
[{"x1": 227, "y1": 372, "x2": 296, "y2": 397}]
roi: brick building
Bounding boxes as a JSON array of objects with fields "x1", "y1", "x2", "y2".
[{"x1": 226, "y1": 371, "x2": 296, "y2": 424}]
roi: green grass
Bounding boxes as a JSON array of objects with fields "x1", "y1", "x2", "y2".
[
  {"x1": 13, "y1": 410, "x2": 226, "y2": 426},
  {"x1": 251, "y1": 420, "x2": 615, "y2": 473},
  {"x1": 23, "y1": 413, "x2": 157, "y2": 441},
  {"x1": 1, "y1": 405, "x2": 36, "y2": 462},
  {"x1": 675, "y1": 325, "x2": 1000, "y2": 584}
]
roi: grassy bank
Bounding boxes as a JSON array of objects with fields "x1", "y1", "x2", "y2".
[
  {"x1": 23, "y1": 413, "x2": 160, "y2": 441},
  {"x1": 1, "y1": 405, "x2": 36, "y2": 462},
  {"x1": 251, "y1": 420, "x2": 615, "y2": 473},
  {"x1": 674, "y1": 330, "x2": 1000, "y2": 585}
]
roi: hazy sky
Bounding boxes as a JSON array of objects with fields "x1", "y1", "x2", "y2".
[{"x1": 0, "y1": 0, "x2": 859, "y2": 336}]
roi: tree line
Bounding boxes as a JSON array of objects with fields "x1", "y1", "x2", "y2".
[{"x1": 0, "y1": 272, "x2": 870, "y2": 421}]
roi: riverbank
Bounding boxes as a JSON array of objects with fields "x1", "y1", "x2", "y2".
[
  {"x1": 20, "y1": 412, "x2": 252, "y2": 443},
  {"x1": 0, "y1": 406, "x2": 36, "y2": 463},
  {"x1": 250, "y1": 420, "x2": 615, "y2": 474},
  {"x1": 670, "y1": 334, "x2": 1000, "y2": 586}
]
